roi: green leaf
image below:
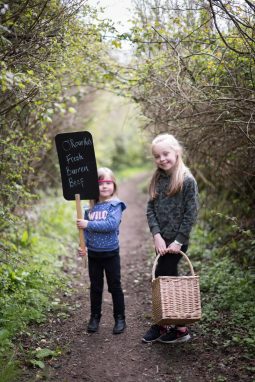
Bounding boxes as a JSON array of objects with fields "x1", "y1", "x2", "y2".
[
  {"x1": 111, "y1": 40, "x2": 121, "y2": 48},
  {"x1": 68, "y1": 107, "x2": 76, "y2": 114},
  {"x1": 30, "y1": 359, "x2": 45, "y2": 369},
  {"x1": 35, "y1": 348, "x2": 56, "y2": 359},
  {"x1": 0, "y1": 329, "x2": 10, "y2": 341}
]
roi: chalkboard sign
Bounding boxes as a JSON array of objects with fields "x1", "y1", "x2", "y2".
[{"x1": 55, "y1": 131, "x2": 99, "y2": 200}]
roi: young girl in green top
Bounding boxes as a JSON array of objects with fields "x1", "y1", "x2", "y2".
[{"x1": 142, "y1": 133, "x2": 199, "y2": 344}]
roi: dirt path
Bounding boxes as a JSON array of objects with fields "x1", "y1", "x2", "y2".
[{"x1": 20, "y1": 174, "x2": 246, "y2": 382}]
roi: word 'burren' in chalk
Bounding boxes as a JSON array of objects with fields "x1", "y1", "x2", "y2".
[
  {"x1": 68, "y1": 177, "x2": 85, "y2": 188},
  {"x1": 66, "y1": 166, "x2": 89, "y2": 176},
  {"x1": 62, "y1": 138, "x2": 92, "y2": 152}
]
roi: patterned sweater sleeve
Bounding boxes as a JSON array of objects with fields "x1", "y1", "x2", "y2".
[
  {"x1": 175, "y1": 176, "x2": 199, "y2": 243},
  {"x1": 147, "y1": 199, "x2": 161, "y2": 236},
  {"x1": 86, "y1": 204, "x2": 123, "y2": 233}
]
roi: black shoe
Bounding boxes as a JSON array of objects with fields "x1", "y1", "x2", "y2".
[
  {"x1": 87, "y1": 314, "x2": 101, "y2": 333},
  {"x1": 142, "y1": 324, "x2": 164, "y2": 343},
  {"x1": 113, "y1": 315, "x2": 126, "y2": 334}
]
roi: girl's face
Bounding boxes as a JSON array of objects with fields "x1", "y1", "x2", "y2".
[
  {"x1": 152, "y1": 141, "x2": 178, "y2": 173},
  {"x1": 98, "y1": 178, "x2": 115, "y2": 201}
]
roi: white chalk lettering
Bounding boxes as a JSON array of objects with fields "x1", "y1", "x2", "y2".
[
  {"x1": 66, "y1": 166, "x2": 89, "y2": 176},
  {"x1": 66, "y1": 153, "x2": 84, "y2": 164},
  {"x1": 68, "y1": 177, "x2": 84, "y2": 189},
  {"x1": 62, "y1": 137, "x2": 92, "y2": 152},
  {"x1": 62, "y1": 140, "x2": 71, "y2": 152}
]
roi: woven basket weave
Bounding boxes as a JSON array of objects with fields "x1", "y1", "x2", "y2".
[{"x1": 151, "y1": 251, "x2": 201, "y2": 326}]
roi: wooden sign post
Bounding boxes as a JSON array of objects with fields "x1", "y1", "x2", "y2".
[
  {"x1": 55, "y1": 131, "x2": 99, "y2": 265},
  {"x1": 75, "y1": 193, "x2": 86, "y2": 256}
]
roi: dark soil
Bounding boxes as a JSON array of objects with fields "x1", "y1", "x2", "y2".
[{"x1": 19, "y1": 174, "x2": 254, "y2": 382}]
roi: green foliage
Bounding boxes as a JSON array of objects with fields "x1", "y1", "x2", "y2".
[
  {"x1": 29, "y1": 347, "x2": 62, "y2": 369},
  {"x1": 84, "y1": 91, "x2": 150, "y2": 171},
  {"x1": 196, "y1": 190, "x2": 255, "y2": 268},
  {"x1": 0, "y1": 0, "x2": 254, "y2": 376},
  {"x1": 0, "y1": 193, "x2": 78, "y2": 377},
  {"x1": 190, "y1": 221, "x2": 255, "y2": 355},
  {"x1": 123, "y1": 0, "x2": 255, "y2": 257},
  {"x1": 200, "y1": 255, "x2": 255, "y2": 351},
  {"x1": 0, "y1": 0, "x2": 114, "y2": 235},
  {"x1": 0, "y1": 357, "x2": 21, "y2": 382}
]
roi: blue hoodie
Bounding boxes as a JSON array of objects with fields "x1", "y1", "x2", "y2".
[{"x1": 84, "y1": 199, "x2": 126, "y2": 253}]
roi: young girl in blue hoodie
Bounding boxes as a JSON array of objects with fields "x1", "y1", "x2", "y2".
[{"x1": 77, "y1": 167, "x2": 126, "y2": 335}]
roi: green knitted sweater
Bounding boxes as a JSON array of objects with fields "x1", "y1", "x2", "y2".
[{"x1": 146, "y1": 170, "x2": 199, "y2": 245}]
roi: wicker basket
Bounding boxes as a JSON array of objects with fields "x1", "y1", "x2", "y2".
[{"x1": 151, "y1": 251, "x2": 201, "y2": 326}]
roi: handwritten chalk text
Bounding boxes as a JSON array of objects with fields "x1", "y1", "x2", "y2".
[
  {"x1": 66, "y1": 153, "x2": 84, "y2": 164},
  {"x1": 66, "y1": 166, "x2": 89, "y2": 176},
  {"x1": 68, "y1": 177, "x2": 84, "y2": 189},
  {"x1": 62, "y1": 138, "x2": 92, "y2": 152}
]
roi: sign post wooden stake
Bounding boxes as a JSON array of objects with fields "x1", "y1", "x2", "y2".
[{"x1": 75, "y1": 194, "x2": 87, "y2": 267}]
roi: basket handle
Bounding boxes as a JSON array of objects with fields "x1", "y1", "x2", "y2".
[{"x1": 151, "y1": 250, "x2": 195, "y2": 281}]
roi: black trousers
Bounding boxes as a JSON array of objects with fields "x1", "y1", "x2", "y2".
[
  {"x1": 155, "y1": 242, "x2": 188, "y2": 327},
  {"x1": 155, "y1": 242, "x2": 188, "y2": 277},
  {"x1": 88, "y1": 250, "x2": 125, "y2": 318}
]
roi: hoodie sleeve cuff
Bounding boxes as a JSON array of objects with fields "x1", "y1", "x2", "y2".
[
  {"x1": 151, "y1": 226, "x2": 161, "y2": 236},
  {"x1": 175, "y1": 233, "x2": 187, "y2": 244}
]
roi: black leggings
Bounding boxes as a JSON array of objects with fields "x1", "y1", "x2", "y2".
[
  {"x1": 155, "y1": 243, "x2": 188, "y2": 328},
  {"x1": 88, "y1": 251, "x2": 125, "y2": 318}
]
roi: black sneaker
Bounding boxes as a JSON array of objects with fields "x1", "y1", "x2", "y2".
[
  {"x1": 157, "y1": 327, "x2": 191, "y2": 343},
  {"x1": 142, "y1": 325, "x2": 163, "y2": 343}
]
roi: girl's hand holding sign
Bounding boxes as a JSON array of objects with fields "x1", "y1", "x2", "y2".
[{"x1": 76, "y1": 219, "x2": 88, "y2": 229}]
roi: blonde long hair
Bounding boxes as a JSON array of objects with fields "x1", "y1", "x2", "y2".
[
  {"x1": 149, "y1": 134, "x2": 189, "y2": 199},
  {"x1": 90, "y1": 167, "x2": 118, "y2": 207}
]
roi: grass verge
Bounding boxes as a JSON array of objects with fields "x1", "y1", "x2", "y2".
[
  {"x1": 0, "y1": 193, "x2": 79, "y2": 381},
  {"x1": 190, "y1": 221, "x2": 255, "y2": 360}
]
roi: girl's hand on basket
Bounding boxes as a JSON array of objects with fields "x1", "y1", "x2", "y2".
[
  {"x1": 167, "y1": 242, "x2": 182, "y2": 254},
  {"x1": 154, "y1": 233, "x2": 167, "y2": 255}
]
